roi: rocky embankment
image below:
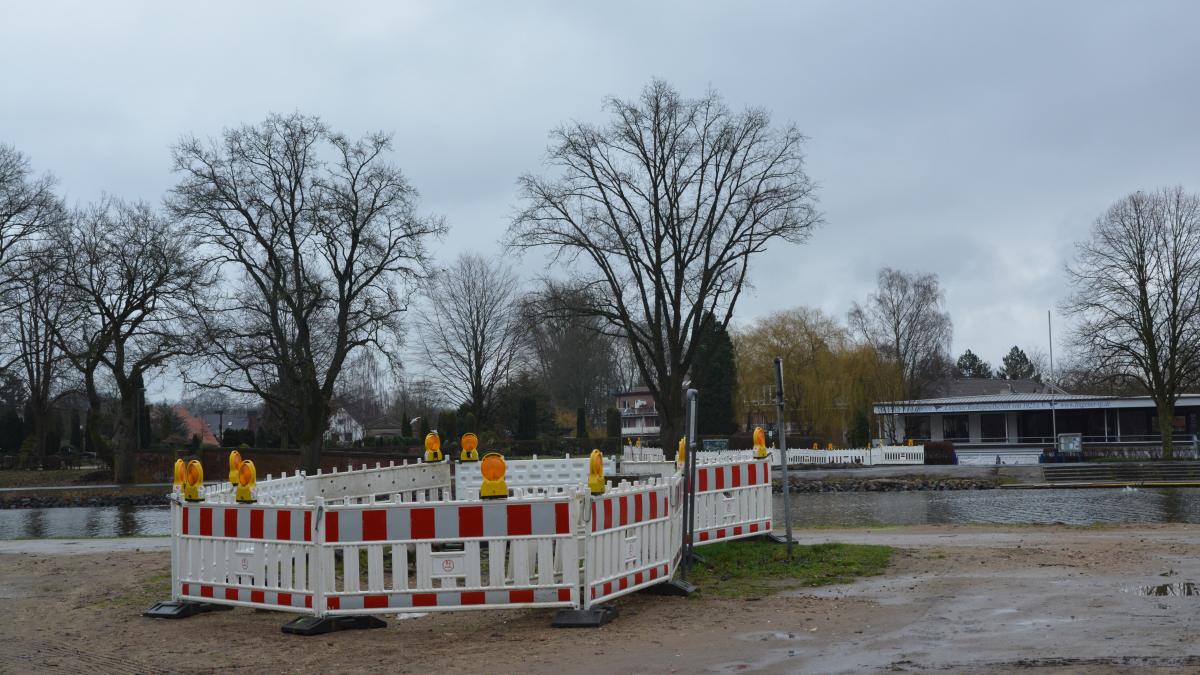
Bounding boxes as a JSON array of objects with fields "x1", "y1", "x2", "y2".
[
  {"x1": 0, "y1": 492, "x2": 168, "y2": 509},
  {"x1": 780, "y1": 474, "x2": 1001, "y2": 493}
]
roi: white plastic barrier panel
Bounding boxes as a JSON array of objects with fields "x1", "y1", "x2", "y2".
[
  {"x1": 691, "y1": 458, "x2": 772, "y2": 546},
  {"x1": 622, "y1": 445, "x2": 665, "y2": 462},
  {"x1": 304, "y1": 461, "x2": 451, "y2": 504},
  {"x1": 174, "y1": 501, "x2": 319, "y2": 613},
  {"x1": 320, "y1": 494, "x2": 582, "y2": 614},
  {"x1": 584, "y1": 475, "x2": 682, "y2": 608},
  {"x1": 454, "y1": 455, "x2": 614, "y2": 498}
]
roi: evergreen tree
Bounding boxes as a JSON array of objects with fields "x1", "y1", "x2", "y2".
[
  {"x1": 69, "y1": 409, "x2": 83, "y2": 451},
  {"x1": 575, "y1": 407, "x2": 588, "y2": 438},
  {"x1": 516, "y1": 396, "x2": 538, "y2": 440},
  {"x1": 400, "y1": 411, "x2": 413, "y2": 438},
  {"x1": 605, "y1": 407, "x2": 621, "y2": 440},
  {"x1": 955, "y1": 349, "x2": 993, "y2": 378},
  {"x1": 999, "y1": 346, "x2": 1038, "y2": 380},
  {"x1": 848, "y1": 407, "x2": 871, "y2": 448},
  {"x1": 691, "y1": 313, "x2": 738, "y2": 435},
  {"x1": 418, "y1": 416, "x2": 431, "y2": 440},
  {"x1": 436, "y1": 410, "x2": 458, "y2": 443},
  {"x1": 0, "y1": 409, "x2": 24, "y2": 454},
  {"x1": 462, "y1": 412, "x2": 477, "y2": 435}
]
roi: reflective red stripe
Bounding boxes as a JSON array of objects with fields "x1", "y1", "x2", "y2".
[
  {"x1": 326, "y1": 511, "x2": 339, "y2": 542},
  {"x1": 250, "y1": 509, "x2": 264, "y2": 539},
  {"x1": 276, "y1": 510, "x2": 291, "y2": 541},
  {"x1": 507, "y1": 504, "x2": 532, "y2": 536},
  {"x1": 411, "y1": 508, "x2": 435, "y2": 539},
  {"x1": 459, "y1": 505, "x2": 483, "y2": 538},
  {"x1": 224, "y1": 508, "x2": 237, "y2": 537},
  {"x1": 362, "y1": 509, "x2": 386, "y2": 541},
  {"x1": 199, "y1": 508, "x2": 212, "y2": 536}
]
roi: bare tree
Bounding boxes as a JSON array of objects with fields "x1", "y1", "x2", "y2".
[
  {"x1": 0, "y1": 144, "x2": 61, "y2": 280},
  {"x1": 1064, "y1": 187, "x2": 1200, "y2": 458},
  {"x1": 522, "y1": 280, "x2": 623, "y2": 423},
  {"x1": 169, "y1": 113, "x2": 443, "y2": 471},
  {"x1": 55, "y1": 198, "x2": 215, "y2": 482},
  {"x1": 848, "y1": 268, "x2": 953, "y2": 399},
  {"x1": 509, "y1": 80, "x2": 820, "y2": 444},
  {"x1": 1, "y1": 247, "x2": 76, "y2": 467},
  {"x1": 418, "y1": 252, "x2": 525, "y2": 425}
]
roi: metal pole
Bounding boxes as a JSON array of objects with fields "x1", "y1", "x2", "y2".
[
  {"x1": 682, "y1": 389, "x2": 699, "y2": 578},
  {"x1": 1048, "y1": 310, "x2": 1057, "y2": 449},
  {"x1": 774, "y1": 357, "x2": 794, "y2": 558}
]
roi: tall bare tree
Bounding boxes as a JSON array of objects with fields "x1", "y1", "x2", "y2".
[
  {"x1": 1065, "y1": 187, "x2": 1200, "y2": 458},
  {"x1": 1, "y1": 247, "x2": 76, "y2": 467},
  {"x1": 0, "y1": 144, "x2": 61, "y2": 277},
  {"x1": 509, "y1": 80, "x2": 820, "y2": 444},
  {"x1": 55, "y1": 198, "x2": 215, "y2": 482},
  {"x1": 848, "y1": 268, "x2": 953, "y2": 399},
  {"x1": 170, "y1": 113, "x2": 443, "y2": 471},
  {"x1": 418, "y1": 252, "x2": 524, "y2": 425},
  {"x1": 522, "y1": 280, "x2": 622, "y2": 424}
]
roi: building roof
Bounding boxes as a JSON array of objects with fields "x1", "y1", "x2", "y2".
[{"x1": 874, "y1": 392, "x2": 1200, "y2": 415}]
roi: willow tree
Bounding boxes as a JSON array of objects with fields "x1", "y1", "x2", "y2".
[
  {"x1": 170, "y1": 113, "x2": 443, "y2": 472},
  {"x1": 1065, "y1": 187, "x2": 1200, "y2": 459},
  {"x1": 510, "y1": 80, "x2": 820, "y2": 445}
]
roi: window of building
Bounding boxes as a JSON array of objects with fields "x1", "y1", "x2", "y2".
[
  {"x1": 905, "y1": 416, "x2": 931, "y2": 441},
  {"x1": 980, "y1": 414, "x2": 1007, "y2": 442},
  {"x1": 942, "y1": 415, "x2": 969, "y2": 442}
]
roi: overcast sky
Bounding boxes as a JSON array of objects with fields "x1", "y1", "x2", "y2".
[{"x1": 4, "y1": 0, "x2": 1200, "y2": 396}]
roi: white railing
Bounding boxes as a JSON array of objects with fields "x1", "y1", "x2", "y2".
[
  {"x1": 695, "y1": 445, "x2": 925, "y2": 467},
  {"x1": 622, "y1": 445, "x2": 666, "y2": 462}
]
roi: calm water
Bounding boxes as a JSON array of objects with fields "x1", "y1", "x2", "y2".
[
  {"x1": 0, "y1": 505, "x2": 170, "y2": 539},
  {"x1": 776, "y1": 488, "x2": 1200, "y2": 527},
  {"x1": 4, "y1": 489, "x2": 1200, "y2": 539}
]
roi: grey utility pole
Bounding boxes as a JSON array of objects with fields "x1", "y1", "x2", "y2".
[{"x1": 774, "y1": 357, "x2": 794, "y2": 558}]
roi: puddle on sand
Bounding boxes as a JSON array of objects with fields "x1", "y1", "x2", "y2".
[{"x1": 1128, "y1": 582, "x2": 1200, "y2": 597}]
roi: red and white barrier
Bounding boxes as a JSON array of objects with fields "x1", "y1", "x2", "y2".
[
  {"x1": 167, "y1": 453, "x2": 778, "y2": 622},
  {"x1": 583, "y1": 475, "x2": 682, "y2": 607},
  {"x1": 690, "y1": 458, "x2": 772, "y2": 546},
  {"x1": 173, "y1": 501, "x2": 320, "y2": 614},
  {"x1": 453, "y1": 455, "x2": 615, "y2": 499}
]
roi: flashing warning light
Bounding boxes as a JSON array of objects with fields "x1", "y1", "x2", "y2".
[
  {"x1": 460, "y1": 433, "x2": 480, "y2": 462},
  {"x1": 827, "y1": 442, "x2": 834, "y2": 450},
  {"x1": 812, "y1": 442, "x2": 819, "y2": 450},
  {"x1": 676, "y1": 436, "x2": 686, "y2": 467},
  {"x1": 588, "y1": 449, "x2": 605, "y2": 495},
  {"x1": 236, "y1": 459, "x2": 256, "y2": 503},
  {"x1": 479, "y1": 453, "x2": 507, "y2": 499},
  {"x1": 183, "y1": 459, "x2": 204, "y2": 502},
  {"x1": 173, "y1": 458, "x2": 185, "y2": 492},
  {"x1": 425, "y1": 432, "x2": 443, "y2": 463},
  {"x1": 753, "y1": 426, "x2": 768, "y2": 459},
  {"x1": 906, "y1": 438, "x2": 914, "y2": 446},
  {"x1": 228, "y1": 450, "x2": 243, "y2": 485}
]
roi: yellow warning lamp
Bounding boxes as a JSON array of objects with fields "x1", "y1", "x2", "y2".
[
  {"x1": 479, "y1": 453, "x2": 507, "y2": 499},
  {"x1": 227, "y1": 450, "x2": 243, "y2": 485},
  {"x1": 827, "y1": 442, "x2": 834, "y2": 450},
  {"x1": 906, "y1": 438, "x2": 914, "y2": 447},
  {"x1": 460, "y1": 433, "x2": 480, "y2": 462},
  {"x1": 587, "y1": 449, "x2": 606, "y2": 495},
  {"x1": 812, "y1": 442, "x2": 819, "y2": 450},
  {"x1": 172, "y1": 458, "x2": 185, "y2": 493},
  {"x1": 235, "y1": 459, "x2": 256, "y2": 503},
  {"x1": 183, "y1": 459, "x2": 204, "y2": 502},
  {"x1": 753, "y1": 427, "x2": 768, "y2": 459},
  {"x1": 635, "y1": 438, "x2": 641, "y2": 448},
  {"x1": 676, "y1": 436, "x2": 686, "y2": 467},
  {"x1": 424, "y1": 431, "x2": 443, "y2": 463}
]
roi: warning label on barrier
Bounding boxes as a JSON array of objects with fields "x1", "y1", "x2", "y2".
[{"x1": 431, "y1": 551, "x2": 466, "y2": 578}]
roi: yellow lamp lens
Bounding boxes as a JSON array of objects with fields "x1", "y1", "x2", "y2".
[{"x1": 481, "y1": 453, "x2": 505, "y2": 481}]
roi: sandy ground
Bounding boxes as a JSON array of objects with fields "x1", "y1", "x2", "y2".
[{"x1": 3, "y1": 525, "x2": 1200, "y2": 674}]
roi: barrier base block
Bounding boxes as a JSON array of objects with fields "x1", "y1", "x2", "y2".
[
  {"x1": 281, "y1": 615, "x2": 388, "y2": 636},
  {"x1": 143, "y1": 600, "x2": 233, "y2": 619},
  {"x1": 640, "y1": 578, "x2": 697, "y2": 597},
  {"x1": 551, "y1": 606, "x2": 618, "y2": 628}
]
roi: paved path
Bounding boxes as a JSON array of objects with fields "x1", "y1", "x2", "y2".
[{"x1": 0, "y1": 537, "x2": 168, "y2": 554}]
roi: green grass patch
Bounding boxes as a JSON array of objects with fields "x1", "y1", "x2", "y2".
[{"x1": 688, "y1": 540, "x2": 892, "y2": 598}]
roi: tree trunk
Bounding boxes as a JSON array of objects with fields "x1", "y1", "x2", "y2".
[
  {"x1": 112, "y1": 392, "x2": 140, "y2": 484},
  {"x1": 1158, "y1": 400, "x2": 1176, "y2": 460},
  {"x1": 300, "y1": 436, "x2": 323, "y2": 474},
  {"x1": 297, "y1": 397, "x2": 331, "y2": 474}
]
